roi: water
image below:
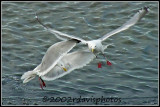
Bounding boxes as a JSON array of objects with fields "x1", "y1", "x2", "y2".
[{"x1": 2, "y1": 2, "x2": 158, "y2": 105}]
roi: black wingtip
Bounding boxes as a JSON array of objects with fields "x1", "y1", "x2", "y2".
[
  {"x1": 142, "y1": 6, "x2": 151, "y2": 12},
  {"x1": 70, "y1": 39, "x2": 81, "y2": 43},
  {"x1": 35, "y1": 13, "x2": 48, "y2": 29}
]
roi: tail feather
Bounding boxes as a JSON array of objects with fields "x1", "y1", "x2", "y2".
[{"x1": 21, "y1": 70, "x2": 37, "y2": 83}]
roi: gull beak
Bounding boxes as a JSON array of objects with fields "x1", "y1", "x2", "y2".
[
  {"x1": 92, "y1": 48, "x2": 94, "y2": 53},
  {"x1": 63, "y1": 67, "x2": 67, "y2": 72}
]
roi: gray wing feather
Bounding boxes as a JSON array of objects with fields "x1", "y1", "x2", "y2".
[{"x1": 61, "y1": 50, "x2": 95, "y2": 71}]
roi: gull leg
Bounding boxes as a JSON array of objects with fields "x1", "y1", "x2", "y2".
[
  {"x1": 40, "y1": 77, "x2": 46, "y2": 87},
  {"x1": 39, "y1": 77, "x2": 46, "y2": 90},
  {"x1": 96, "y1": 55, "x2": 102, "y2": 68},
  {"x1": 39, "y1": 77, "x2": 43, "y2": 90},
  {"x1": 102, "y1": 53, "x2": 112, "y2": 66},
  {"x1": 102, "y1": 53, "x2": 107, "y2": 60}
]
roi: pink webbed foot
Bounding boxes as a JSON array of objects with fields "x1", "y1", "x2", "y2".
[
  {"x1": 107, "y1": 61, "x2": 112, "y2": 66},
  {"x1": 98, "y1": 62, "x2": 102, "y2": 68}
]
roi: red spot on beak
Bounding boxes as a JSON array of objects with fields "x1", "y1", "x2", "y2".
[
  {"x1": 107, "y1": 61, "x2": 112, "y2": 66},
  {"x1": 98, "y1": 62, "x2": 102, "y2": 68}
]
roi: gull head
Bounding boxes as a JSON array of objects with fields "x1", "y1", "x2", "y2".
[
  {"x1": 87, "y1": 40, "x2": 103, "y2": 54},
  {"x1": 57, "y1": 62, "x2": 67, "y2": 72},
  {"x1": 88, "y1": 42, "x2": 96, "y2": 53}
]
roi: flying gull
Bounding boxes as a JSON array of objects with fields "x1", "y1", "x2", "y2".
[
  {"x1": 35, "y1": 7, "x2": 149, "y2": 63},
  {"x1": 21, "y1": 39, "x2": 111, "y2": 89}
]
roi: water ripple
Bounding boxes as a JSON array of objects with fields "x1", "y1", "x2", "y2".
[{"x1": 2, "y1": 2, "x2": 158, "y2": 105}]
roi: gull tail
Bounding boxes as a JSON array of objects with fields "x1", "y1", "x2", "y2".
[{"x1": 21, "y1": 70, "x2": 37, "y2": 83}]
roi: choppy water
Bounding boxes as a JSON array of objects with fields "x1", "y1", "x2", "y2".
[{"x1": 2, "y1": 2, "x2": 158, "y2": 105}]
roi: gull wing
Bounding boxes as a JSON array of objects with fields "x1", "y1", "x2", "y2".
[
  {"x1": 99, "y1": 6, "x2": 149, "y2": 41},
  {"x1": 41, "y1": 50, "x2": 95, "y2": 81},
  {"x1": 37, "y1": 40, "x2": 77, "y2": 76},
  {"x1": 35, "y1": 14, "x2": 87, "y2": 44}
]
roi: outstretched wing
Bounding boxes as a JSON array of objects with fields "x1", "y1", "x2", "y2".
[
  {"x1": 99, "y1": 6, "x2": 149, "y2": 41},
  {"x1": 41, "y1": 50, "x2": 95, "y2": 81},
  {"x1": 35, "y1": 14, "x2": 87, "y2": 44}
]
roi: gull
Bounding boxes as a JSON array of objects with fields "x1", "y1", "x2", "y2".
[
  {"x1": 21, "y1": 40, "x2": 79, "y2": 88},
  {"x1": 21, "y1": 39, "x2": 111, "y2": 89},
  {"x1": 35, "y1": 7, "x2": 149, "y2": 62}
]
